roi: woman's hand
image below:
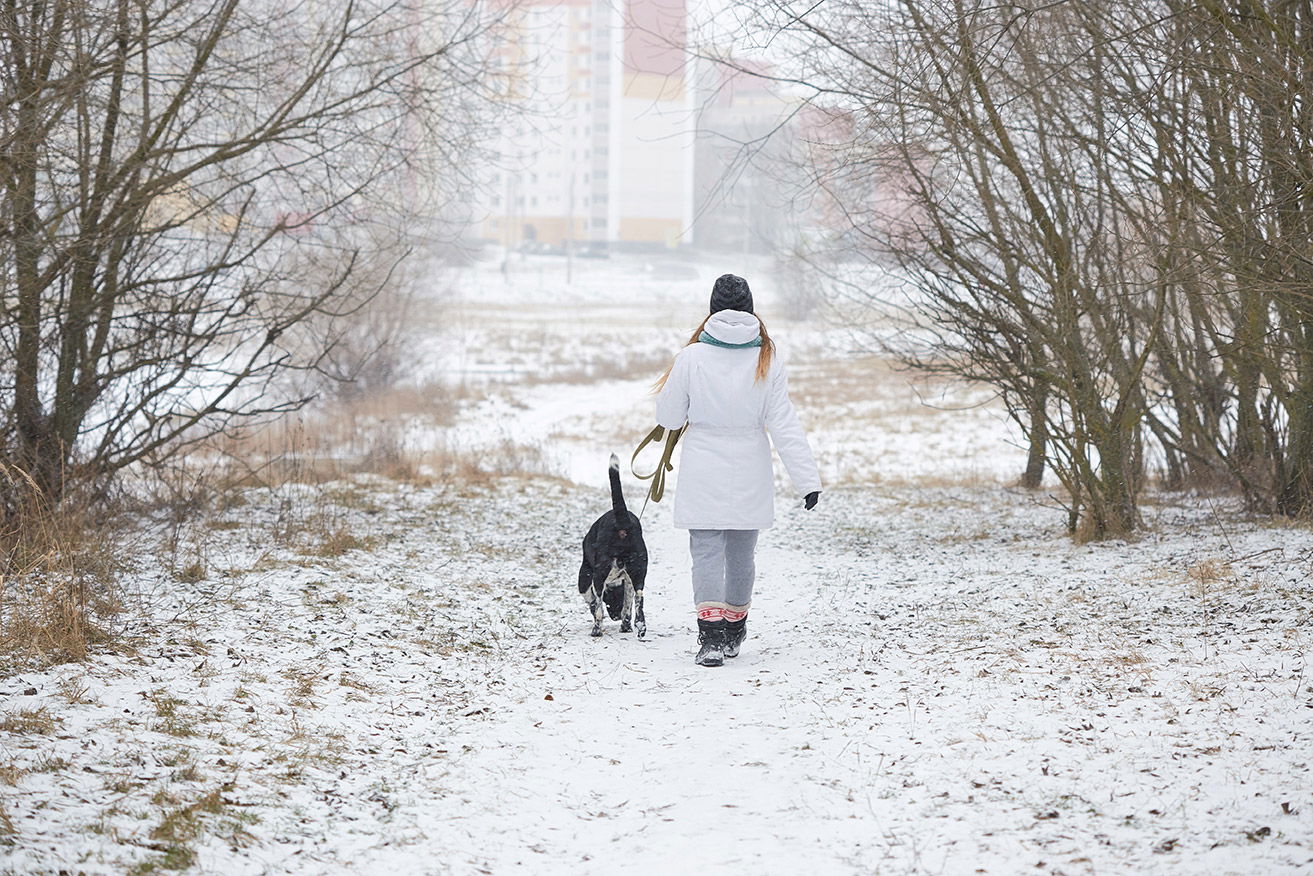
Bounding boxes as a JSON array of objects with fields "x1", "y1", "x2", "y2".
[{"x1": 804, "y1": 491, "x2": 820, "y2": 510}]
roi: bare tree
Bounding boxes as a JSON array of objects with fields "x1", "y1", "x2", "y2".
[
  {"x1": 718, "y1": 0, "x2": 1313, "y2": 535},
  {"x1": 0, "y1": 0, "x2": 506, "y2": 507}
]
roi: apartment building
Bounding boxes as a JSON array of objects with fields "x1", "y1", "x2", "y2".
[{"x1": 479, "y1": 0, "x2": 694, "y2": 251}]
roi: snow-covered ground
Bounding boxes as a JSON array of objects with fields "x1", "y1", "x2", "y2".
[{"x1": 2, "y1": 253, "x2": 1310, "y2": 874}]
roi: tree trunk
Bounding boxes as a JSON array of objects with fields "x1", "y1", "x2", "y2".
[
  {"x1": 11, "y1": 59, "x2": 65, "y2": 501},
  {"x1": 1021, "y1": 379, "x2": 1047, "y2": 489},
  {"x1": 1277, "y1": 325, "x2": 1313, "y2": 515}
]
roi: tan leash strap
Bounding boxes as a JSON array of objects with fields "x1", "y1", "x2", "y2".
[{"x1": 631, "y1": 424, "x2": 684, "y2": 518}]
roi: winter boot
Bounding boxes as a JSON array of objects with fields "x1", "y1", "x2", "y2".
[
  {"x1": 695, "y1": 619, "x2": 728, "y2": 667},
  {"x1": 724, "y1": 616, "x2": 747, "y2": 658}
]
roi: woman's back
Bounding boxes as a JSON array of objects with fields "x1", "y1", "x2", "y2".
[
  {"x1": 678, "y1": 341, "x2": 772, "y2": 431},
  {"x1": 656, "y1": 307, "x2": 815, "y2": 532}
]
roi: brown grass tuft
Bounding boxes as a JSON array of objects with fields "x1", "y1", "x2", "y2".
[
  {"x1": 1186, "y1": 557, "x2": 1234, "y2": 598},
  {"x1": 55, "y1": 676, "x2": 95, "y2": 705},
  {"x1": 311, "y1": 523, "x2": 369, "y2": 558},
  {"x1": 131, "y1": 785, "x2": 249, "y2": 873},
  {"x1": 146, "y1": 691, "x2": 194, "y2": 737},
  {"x1": 0, "y1": 465, "x2": 124, "y2": 671},
  {"x1": 0, "y1": 761, "x2": 25, "y2": 785},
  {"x1": 150, "y1": 788, "x2": 225, "y2": 845},
  {"x1": 0, "y1": 707, "x2": 59, "y2": 735},
  {"x1": 203, "y1": 382, "x2": 462, "y2": 490}
]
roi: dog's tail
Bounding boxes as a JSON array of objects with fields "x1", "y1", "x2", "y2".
[{"x1": 608, "y1": 453, "x2": 629, "y2": 523}]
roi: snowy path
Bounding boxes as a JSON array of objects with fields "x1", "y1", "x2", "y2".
[
  {"x1": 425, "y1": 504, "x2": 884, "y2": 874},
  {"x1": 417, "y1": 489, "x2": 1312, "y2": 875}
]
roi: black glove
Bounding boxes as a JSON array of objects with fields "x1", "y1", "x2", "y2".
[{"x1": 804, "y1": 491, "x2": 820, "y2": 510}]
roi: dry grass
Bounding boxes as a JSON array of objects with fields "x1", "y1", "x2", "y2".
[
  {"x1": 0, "y1": 707, "x2": 59, "y2": 735},
  {"x1": 420, "y1": 438, "x2": 557, "y2": 486},
  {"x1": 55, "y1": 676, "x2": 96, "y2": 705},
  {"x1": 206, "y1": 382, "x2": 463, "y2": 488},
  {"x1": 136, "y1": 421, "x2": 558, "y2": 584},
  {"x1": 206, "y1": 519, "x2": 242, "y2": 531},
  {"x1": 149, "y1": 788, "x2": 224, "y2": 845},
  {"x1": 159, "y1": 385, "x2": 558, "y2": 514},
  {"x1": 338, "y1": 672, "x2": 373, "y2": 692},
  {"x1": 1108, "y1": 647, "x2": 1149, "y2": 667},
  {"x1": 526, "y1": 349, "x2": 674, "y2": 386},
  {"x1": 790, "y1": 355, "x2": 904, "y2": 407},
  {"x1": 284, "y1": 667, "x2": 319, "y2": 707},
  {"x1": 790, "y1": 355, "x2": 993, "y2": 425},
  {"x1": 308, "y1": 523, "x2": 371, "y2": 559},
  {"x1": 333, "y1": 382, "x2": 466, "y2": 430},
  {"x1": 146, "y1": 692, "x2": 194, "y2": 738},
  {"x1": 33, "y1": 753, "x2": 70, "y2": 773},
  {"x1": 0, "y1": 465, "x2": 124, "y2": 671},
  {"x1": 129, "y1": 784, "x2": 258, "y2": 874},
  {"x1": 1186, "y1": 557, "x2": 1234, "y2": 598},
  {"x1": 175, "y1": 560, "x2": 206, "y2": 583}
]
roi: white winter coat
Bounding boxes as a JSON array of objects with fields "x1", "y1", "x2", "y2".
[{"x1": 655, "y1": 310, "x2": 821, "y2": 530}]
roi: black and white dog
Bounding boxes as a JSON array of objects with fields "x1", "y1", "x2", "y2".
[{"x1": 577, "y1": 454, "x2": 647, "y2": 638}]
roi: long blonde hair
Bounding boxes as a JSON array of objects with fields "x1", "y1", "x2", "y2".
[{"x1": 652, "y1": 313, "x2": 775, "y2": 392}]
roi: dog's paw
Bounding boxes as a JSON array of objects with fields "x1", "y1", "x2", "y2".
[
  {"x1": 619, "y1": 620, "x2": 632, "y2": 633},
  {"x1": 636, "y1": 623, "x2": 647, "y2": 640},
  {"x1": 590, "y1": 624, "x2": 603, "y2": 638}
]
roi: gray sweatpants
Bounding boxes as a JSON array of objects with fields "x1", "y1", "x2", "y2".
[{"x1": 689, "y1": 529, "x2": 758, "y2": 622}]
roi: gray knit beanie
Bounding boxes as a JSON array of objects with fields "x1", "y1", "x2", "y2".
[{"x1": 710, "y1": 274, "x2": 753, "y2": 314}]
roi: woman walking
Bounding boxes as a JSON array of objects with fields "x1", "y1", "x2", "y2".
[{"x1": 654, "y1": 274, "x2": 821, "y2": 666}]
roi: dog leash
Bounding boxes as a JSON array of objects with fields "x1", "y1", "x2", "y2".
[{"x1": 630, "y1": 424, "x2": 684, "y2": 520}]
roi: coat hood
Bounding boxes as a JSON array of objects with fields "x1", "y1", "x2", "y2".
[{"x1": 704, "y1": 310, "x2": 761, "y2": 346}]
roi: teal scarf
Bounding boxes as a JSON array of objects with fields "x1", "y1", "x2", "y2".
[{"x1": 698, "y1": 330, "x2": 762, "y2": 349}]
